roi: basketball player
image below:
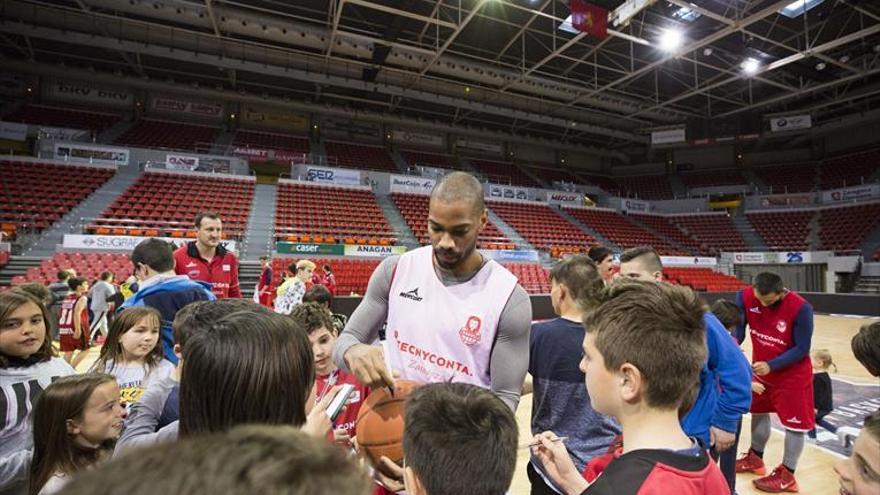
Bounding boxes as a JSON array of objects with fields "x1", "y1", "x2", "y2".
[
  {"x1": 173, "y1": 212, "x2": 241, "y2": 299},
  {"x1": 58, "y1": 277, "x2": 90, "y2": 368},
  {"x1": 735, "y1": 272, "x2": 814, "y2": 493},
  {"x1": 333, "y1": 172, "x2": 531, "y2": 488}
]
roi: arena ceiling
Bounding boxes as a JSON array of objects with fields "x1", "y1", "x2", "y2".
[{"x1": 1, "y1": 0, "x2": 880, "y2": 150}]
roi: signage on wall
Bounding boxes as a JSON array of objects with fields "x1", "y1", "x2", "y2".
[
  {"x1": 46, "y1": 79, "x2": 132, "y2": 109},
  {"x1": 731, "y1": 252, "x2": 815, "y2": 264},
  {"x1": 821, "y1": 184, "x2": 879, "y2": 204},
  {"x1": 650, "y1": 128, "x2": 686, "y2": 145},
  {"x1": 166, "y1": 154, "x2": 199, "y2": 171},
  {"x1": 620, "y1": 198, "x2": 651, "y2": 213},
  {"x1": 54, "y1": 143, "x2": 129, "y2": 166},
  {"x1": 389, "y1": 174, "x2": 436, "y2": 193},
  {"x1": 769, "y1": 114, "x2": 812, "y2": 132},
  {"x1": 488, "y1": 184, "x2": 529, "y2": 201},
  {"x1": 64, "y1": 234, "x2": 236, "y2": 252},
  {"x1": 305, "y1": 166, "x2": 361, "y2": 186},
  {"x1": 152, "y1": 96, "x2": 223, "y2": 119},
  {"x1": 390, "y1": 130, "x2": 445, "y2": 148}
]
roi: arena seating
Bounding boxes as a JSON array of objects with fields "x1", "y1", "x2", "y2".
[
  {"x1": 11, "y1": 252, "x2": 132, "y2": 288},
  {"x1": 629, "y1": 214, "x2": 703, "y2": 254},
  {"x1": 0, "y1": 161, "x2": 115, "y2": 232},
  {"x1": 664, "y1": 267, "x2": 747, "y2": 292},
  {"x1": 752, "y1": 163, "x2": 818, "y2": 193},
  {"x1": 390, "y1": 193, "x2": 514, "y2": 249},
  {"x1": 528, "y1": 166, "x2": 581, "y2": 186},
  {"x1": 580, "y1": 174, "x2": 621, "y2": 195},
  {"x1": 615, "y1": 175, "x2": 674, "y2": 200},
  {"x1": 487, "y1": 200, "x2": 594, "y2": 252},
  {"x1": 233, "y1": 130, "x2": 309, "y2": 155},
  {"x1": 470, "y1": 160, "x2": 541, "y2": 188},
  {"x1": 92, "y1": 172, "x2": 253, "y2": 238},
  {"x1": 114, "y1": 119, "x2": 220, "y2": 151},
  {"x1": 564, "y1": 208, "x2": 685, "y2": 255},
  {"x1": 818, "y1": 202, "x2": 880, "y2": 252},
  {"x1": 3, "y1": 104, "x2": 120, "y2": 132},
  {"x1": 324, "y1": 142, "x2": 398, "y2": 172},
  {"x1": 502, "y1": 263, "x2": 550, "y2": 294},
  {"x1": 275, "y1": 182, "x2": 395, "y2": 244},
  {"x1": 0, "y1": 250, "x2": 9, "y2": 269},
  {"x1": 668, "y1": 214, "x2": 748, "y2": 254},
  {"x1": 271, "y1": 258, "x2": 380, "y2": 295},
  {"x1": 746, "y1": 210, "x2": 813, "y2": 250},
  {"x1": 401, "y1": 150, "x2": 459, "y2": 170},
  {"x1": 679, "y1": 170, "x2": 748, "y2": 189},
  {"x1": 820, "y1": 147, "x2": 880, "y2": 190}
]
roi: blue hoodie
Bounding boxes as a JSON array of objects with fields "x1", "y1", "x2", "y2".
[
  {"x1": 119, "y1": 275, "x2": 216, "y2": 364},
  {"x1": 681, "y1": 312, "x2": 753, "y2": 447}
]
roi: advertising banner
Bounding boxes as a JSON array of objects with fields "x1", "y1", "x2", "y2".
[
  {"x1": 759, "y1": 193, "x2": 814, "y2": 207},
  {"x1": 305, "y1": 166, "x2": 361, "y2": 186},
  {"x1": 455, "y1": 137, "x2": 503, "y2": 155},
  {"x1": 651, "y1": 128, "x2": 686, "y2": 145},
  {"x1": 547, "y1": 191, "x2": 584, "y2": 206},
  {"x1": 343, "y1": 245, "x2": 407, "y2": 257},
  {"x1": 240, "y1": 105, "x2": 309, "y2": 132},
  {"x1": 152, "y1": 96, "x2": 224, "y2": 119},
  {"x1": 197, "y1": 156, "x2": 233, "y2": 174},
  {"x1": 0, "y1": 121, "x2": 27, "y2": 141},
  {"x1": 166, "y1": 154, "x2": 199, "y2": 171},
  {"x1": 64, "y1": 235, "x2": 236, "y2": 252},
  {"x1": 488, "y1": 184, "x2": 529, "y2": 201},
  {"x1": 732, "y1": 252, "x2": 815, "y2": 264},
  {"x1": 276, "y1": 242, "x2": 344, "y2": 256},
  {"x1": 37, "y1": 126, "x2": 88, "y2": 142},
  {"x1": 232, "y1": 146, "x2": 270, "y2": 161},
  {"x1": 481, "y1": 250, "x2": 540, "y2": 263},
  {"x1": 821, "y1": 184, "x2": 879, "y2": 204},
  {"x1": 620, "y1": 198, "x2": 651, "y2": 213},
  {"x1": 389, "y1": 174, "x2": 436, "y2": 194},
  {"x1": 321, "y1": 118, "x2": 382, "y2": 142},
  {"x1": 390, "y1": 130, "x2": 445, "y2": 148},
  {"x1": 769, "y1": 114, "x2": 812, "y2": 132},
  {"x1": 274, "y1": 150, "x2": 308, "y2": 163},
  {"x1": 660, "y1": 256, "x2": 718, "y2": 267},
  {"x1": 54, "y1": 143, "x2": 129, "y2": 166},
  {"x1": 45, "y1": 79, "x2": 132, "y2": 109}
]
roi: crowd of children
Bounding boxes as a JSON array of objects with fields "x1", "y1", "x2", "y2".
[{"x1": 1, "y1": 238, "x2": 879, "y2": 495}]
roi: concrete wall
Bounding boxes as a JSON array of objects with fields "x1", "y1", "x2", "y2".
[
  {"x1": 743, "y1": 148, "x2": 812, "y2": 166},
  {"x1": 824, "y1": 120, "x2": 880, "y2": 154},
  {"x1": 611, "y1": 162, "x2": 665, "y2": 176},
  {"x1": 509, "y1": 143, "x2": 555, "y2": 164},
  {"x1": 674, "y1": 145, "x2": 734, "y2": 169}
]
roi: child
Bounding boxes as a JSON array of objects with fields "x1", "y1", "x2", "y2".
[
  {"x1": 533, "y1": 280, "x2": 729, "y2": 495},
  {"x1": 29, "y1": 373, "x2": 126, "y2": 495},
  {"x1": 402, "y1": 382, "x2": 518, "y2": 495},
  {"x1": 289, "y1": 302, "x2": 369, "y2": 443},
  {"x1": 834, "y1": 408, "x2": 880, "y2": 495},
  {"x1": 90, "y1": 307, "x2": 174, "y2": 409},
  {"x1": 275, "y1": 260, "x2": 315, "y2": 315},
  {"x1": 0, "y1": 291, "x2": 75, "y2": 494},
  {"x1": 810, "y1": 349, "x2": 838, "y2": 439},
  {"x1": 59, "y1": 277, "x2": 91, "y2": 369}
]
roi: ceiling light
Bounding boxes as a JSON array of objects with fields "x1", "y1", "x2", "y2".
[
  {"x1": 703, "y1": 48, "x2": 713, "y2": 56},
  {"x1": 839, "y1": 55, "x2": 850, "y2": 63},
  {"x1": 815, "y1": 62, "x2": 826, "y2": 70},
  {"x1": 741, "y1": 57, "x2": 760, "y2": 75},
  {"x1": 658, "y1": 28, "x2": 684, "y2": 52},
  {"x1": 779, "y1": 0, "x2": 825, "y2": 19}
]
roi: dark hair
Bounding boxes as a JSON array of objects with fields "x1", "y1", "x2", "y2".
[
  {"x1": 404, "y1": 383, "x2": 517, "y2": 495},
  {"x1": 0, "y1": 291, "x2": 56, "y2": 367},
  {"x1": 194, "y1": 212, "x2": 221, "y2": 229},
  {"x1": 92, "y1": 307, "x2": 163, "y2": 376},
  {"x1": 289, "y1": 302, "x2": 335, "y2": 335},
  {"x1": 29, "y1": 374, "x2": 118, "y2": 495},
  {"x1": 710, "y1": 299, "x2": 742, "y2": 331},
  {"x1": 549, "y1": 255, "x2": 605, "y2": 311},
  {"x1": 618, "y1": 246, "x2": 663, "y2": 272},
  {"x1": 287, "y1": 262, "x2": 297, "y2": 274},
  {"x1": 302, "y1": 284, "x2": 332, "y2": 306},
  {"x1": 259, "y1": 256, "x2": 269, "y2": 262},
  {"x1": 323, "y1": 264, "x2": 332, "y2": 273},
  {"x1": 587, "y1": 246, "x2": 613, "y2": 264},
  {"x1": 584, "y1": 280, "x2": 706, "y2": 410},
  {"x1": 17, "y1": 283, "x2": 51, "y2": 304},
  {"x1": 131, "y1": 238, "x2": 175, "y2": 273},
  {"x1": 58, "y1": 425, "x2": 372, "y2": 495},
  {"x1": 172, "y1": 299, "x2": 271, "y2": 351},
  {"x1": 68, "y1": 277, "x2": 87, "y2": 292},
  {"x1": 753, "y1": 272, "x2": 784, "y2": 295},
  {"x1": 852, "y1": 322, "x2": 880, "y2": 377},
  {"x1": 99, "y1": 271, "x2": 113, "y2": 282},
  {"x1": 179, "y1": 311, "x2": 314, "y2": 436},
  {"x1": 865, "y1": 408, "x2": 880, "y2": 441},
  {"x1": 431, "y1": 171, "x2": 486, "y2": 216},
  {"x1": 57, "y1": 270, "x2": 71, "y2": 281}
]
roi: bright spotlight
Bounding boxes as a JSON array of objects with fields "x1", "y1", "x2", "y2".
[
  {"x1": 658, "y1": 28, "x2": 684, "y2": 52},
  {"x1": 741, "y1": 57, "x2": 760, "y2": 75}
]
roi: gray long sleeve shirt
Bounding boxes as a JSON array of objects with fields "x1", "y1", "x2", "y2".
[{"x1": 333, "y1": 255, "x2": 532, "y2": 411}]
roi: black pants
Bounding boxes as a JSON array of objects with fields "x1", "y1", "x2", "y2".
[
  {"x1": 527, "y1": 462, "x2": 562, "y2": 495},
  {"x1": 713, "y1": 419, "x2": 742, "y2": 494}
]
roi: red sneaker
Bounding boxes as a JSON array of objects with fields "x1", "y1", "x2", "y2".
[
  {"x1": 735, "y1": 449, "x2": 767, "y2": 475},
  {"x1": 753, "y1": 464, "x2": 799, "y2": 493}
]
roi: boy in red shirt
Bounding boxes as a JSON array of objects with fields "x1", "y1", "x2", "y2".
[
  {"x1": 289, "y1": 302, "x2": 369, "y2": 444},
  {"x1": 532, "y1": 280, "x2": 729, "y2": 495}
]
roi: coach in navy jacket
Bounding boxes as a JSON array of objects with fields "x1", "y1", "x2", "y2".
[{"x1": 120, "y1": 238, "x2": 216, "y2": 364}]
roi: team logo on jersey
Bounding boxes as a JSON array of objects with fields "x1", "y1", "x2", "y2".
[
  {"x1": 458, "y1": 316, "x2": 482, "y2": 346},
  {"x1": 786, "y1": 416, "x2": 801, "y2": 424},
  {"x1": 750, "y1": 307, "x2": 761, "y2": 314},
  {"x1": 777, "y1": 320, "x2": 787, "y2": 333},
  {"x1": 186, "y1": 262, "x2": 197, "y2": 268},
  {"x1": 399, "y1": 287, "x2": 423, "y2": 302}
]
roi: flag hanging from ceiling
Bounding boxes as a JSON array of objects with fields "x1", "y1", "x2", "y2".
[{"x1": 570, "y1": 0, "x2": 608, "y2": 39}]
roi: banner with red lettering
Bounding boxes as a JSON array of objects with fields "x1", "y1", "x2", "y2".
[{"x1": 570, "y1": 0, "x2": 608, "y2": 39}]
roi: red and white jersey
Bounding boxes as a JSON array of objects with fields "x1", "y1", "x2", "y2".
[
  {"x1": 315, "y1": 369, "x2": 370, "y2": 438},
  {"x1": 58, "y1": 294, "x2": 88, "y2": 336},
  {"x1": 741, "y1": 288, "x2": 811, "y2": 388},
  {"x1": 386, "y1": 246, "x2": 518, "y2": 387}
]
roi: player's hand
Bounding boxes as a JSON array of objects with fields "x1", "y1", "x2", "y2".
[
  {"x1": 302, "y1": 385, "x2": 342, "y2": 438},
  {"x1": 530, "y1": 431, "x2": 588, "y2": 495},
  {"x1": 752, "y1": 381, "x2": 766, "y2": 394},
  {"x1": 710, "y1": 427, "x2": 736, "y2": 452},
  {"x1": 344, "y1": 343, "x2": 394, "y2": 389},
  {"x1": 376, "y1": 456, "x2": 405, "y2": 492},
  {"x1": 333, "y1": 428, "x2": 352, "y2": 448},
  {"x1": 752, "y1": 361, "x2": 771, "y2": 376}
]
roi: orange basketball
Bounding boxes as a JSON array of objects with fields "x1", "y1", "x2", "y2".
[{"x1": 355, "y1": 380, "x2": 421, "y2": 475}]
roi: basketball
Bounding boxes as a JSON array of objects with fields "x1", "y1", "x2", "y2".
[{"x1": 355, "y1": 380, "x2": 421, "y2": 474}]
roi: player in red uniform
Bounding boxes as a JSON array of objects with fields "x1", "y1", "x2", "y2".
[
  {"x1": 173, "y1": 212, "x2": 241, "y2": 299},
  {"x1": 58, "y1": 277, "x2": 91, "y2": 369},
  {"x1": 735, "y1": 272, "x2": 814, "y2": 493}
]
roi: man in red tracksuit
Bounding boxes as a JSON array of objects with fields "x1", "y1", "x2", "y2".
[
  {"x1": 173, "y1": 212, "x2": 241, "y2": 299},
  {"x1": 735, "y1": 272, "x2": 814, "y2": 493}
]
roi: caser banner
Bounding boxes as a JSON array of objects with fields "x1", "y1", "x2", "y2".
[
  {"x1": 64, "y1": 234, "x2": 236, "y2": 253},
  {"x1": 769, "y1": 114, "x2": 812, "y2": 132},
  {"x1": 305, "y1": 166, "x2": 361, "y2": 186},
  {"x1": 46, "y1": 79, "x2": 132, "y2": 109},
  {"x1": 389, "y1": 174, "x2": 436, "y2": 194}
]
